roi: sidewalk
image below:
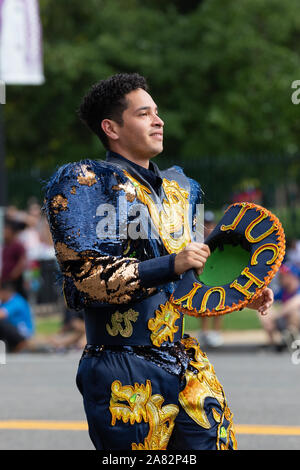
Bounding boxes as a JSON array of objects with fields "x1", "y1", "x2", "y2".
[{"x1": 187, "y1": 329, "x2": 268, "y2": 353}]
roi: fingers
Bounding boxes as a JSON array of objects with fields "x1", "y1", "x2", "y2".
[
  {"x1": 258, "y1": 306, "x2": 269, "y2": 316},
  {"x1": 184, "y1": 250, "x2": 208, "y2": 267},
  {"x1": 258, "y1": 288, "x2": 274, "y2": 315},
  {"x1": 196, "y1": 266, "x2": 205, "y2": 276},
  {"x1": 265, "y1": 287, "x2": 274, "y2": 304},
  {"x1": 174, "y1": 243, "x2": 210, "y2": 275},
  {"x1": 248, "y1": 287, "x2": 274, "y2": 315},
  {"x1": 185, "y1": 242, "x2": 211, "y2": 257},
  {"x1": 188, "y1": 253, "x2": 209, "y2": 264}
]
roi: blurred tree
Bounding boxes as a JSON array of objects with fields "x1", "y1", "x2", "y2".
[{"x1": 3, "y1": 0, "x2": 300, "y2": 207}]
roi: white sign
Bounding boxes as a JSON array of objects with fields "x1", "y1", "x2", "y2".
[{"x1": 0, "y1": 0, "x2": 44, "y2": 85}]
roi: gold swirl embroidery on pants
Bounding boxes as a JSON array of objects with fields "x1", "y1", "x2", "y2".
[
  {"x1": 179, "y1": 338, "x2": 225, "y2": 425},
  {"x1": 216, "y1": 405, "x2": 237, "y2": 450},
  {"x1": 179, "y1": 336, "x2": 237, "y2": 449},
  {"x1": 106, "y1": 309, "x2": 139, "y2": 338},
  {"x1": 109, "y1": 379, "x2": 179, "y2": 450}
]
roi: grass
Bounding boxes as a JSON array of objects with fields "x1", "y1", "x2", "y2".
[
  {"x1": 34, "y1": 307, "x2": 261, "y2": 338},
  {"x1": 35, "y1": 315, "x2": 62, "y2": 336},
  {"x1": 184, "y1": 307, "x2": 261, "y2": 332}
]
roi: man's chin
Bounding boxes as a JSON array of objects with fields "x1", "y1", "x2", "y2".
[{"x1": 149, "y1": 144, "x2": 163, "y2": 158}]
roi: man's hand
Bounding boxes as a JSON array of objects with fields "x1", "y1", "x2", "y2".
[
  {"x1": 174, "y1": 242, "x2": 210, "y2": 276},
  {"x1": 247, "y1": 287, "x2": 274, "y2": 315}
]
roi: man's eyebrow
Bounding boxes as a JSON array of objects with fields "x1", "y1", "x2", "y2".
[{"x1": 135, "y1": 105, "x2": 158, "y2": 113}]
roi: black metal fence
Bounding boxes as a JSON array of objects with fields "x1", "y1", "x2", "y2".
[{"x1": 6, "y1": 152, "x2": 300, "y2": 239}]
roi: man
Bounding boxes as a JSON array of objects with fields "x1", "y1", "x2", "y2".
[
  {"x1": 45, "y1": 73, "x2": 273, "y2": 450},
  {"x1": 260, "y1": 263, "x2": 300, "y2": 350},
  {"x1": 1, "y1": 218, "x2": 27, "y2": 298}
]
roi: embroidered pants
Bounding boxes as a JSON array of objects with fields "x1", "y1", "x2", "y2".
[{"x1": 76, "y1": 337, "x2": 237, "y2": 450}]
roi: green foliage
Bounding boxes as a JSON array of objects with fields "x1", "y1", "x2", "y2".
[{"x1": 4, "y1": 0, "x2": 300, "y2": 210}]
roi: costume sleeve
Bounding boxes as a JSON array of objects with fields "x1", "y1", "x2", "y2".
[{"x1": 44, "y1": 160, "x2": 178, "y2": 311}]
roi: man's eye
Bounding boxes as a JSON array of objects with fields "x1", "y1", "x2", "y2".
[{"x1": 139, "y1": 112, "x2": 147, "y2": 116}]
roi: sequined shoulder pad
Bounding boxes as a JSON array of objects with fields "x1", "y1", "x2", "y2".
[
  {"x1": 45, "y1": 159, "x2": 127, "y2": 197},
  {"x1": 44, "y1": 159, "x2": 128, "y2": 253}
]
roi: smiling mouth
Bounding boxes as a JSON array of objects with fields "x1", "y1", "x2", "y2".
[{"x1": 150, "y1": 133, "x2": 163, "y2": 140}]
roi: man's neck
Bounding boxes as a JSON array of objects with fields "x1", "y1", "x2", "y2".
[{"x1": 109, "y1": 148, "x2": 150, "y2": 169}]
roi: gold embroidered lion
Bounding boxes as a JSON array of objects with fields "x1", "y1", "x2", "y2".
[
  {"x1": 148, "y1": 301, "x2": 181, "y2": 347},
  {"x1": 109, "y1": 379, "x2": 179, "y2": 450}
]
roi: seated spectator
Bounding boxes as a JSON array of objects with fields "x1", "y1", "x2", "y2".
[
  {"x1": 259, "y1": 263, "x2": 300, "y2": 350},
  {"x1": 1, "y1": 217, "x2": 27, "y2": 299},
  {"x1": 49, "y1": 307, "x2": 86, "y2": 351},
  {"x1": 0, "y1": 281, "x2": 35, "y2": 352},
  {"x1": 286, "y1": 238, "x2": 300, "y2": 269},
  {"x1": 19, "y1": 199, "x2": 55, "y2": 262}
]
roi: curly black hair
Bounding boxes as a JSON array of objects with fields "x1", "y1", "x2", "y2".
[{"x1": 78, "y1": 73, "x2": 149, "y2": 149}]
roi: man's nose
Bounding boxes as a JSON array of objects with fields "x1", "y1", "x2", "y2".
[{"x1": 152, "y1": 114, "x2": 164, "y2": 127}]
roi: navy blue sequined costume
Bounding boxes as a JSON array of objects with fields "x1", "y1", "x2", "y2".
[{"x1": 44, "y1": 151, "x2": 237, "y2": 450}]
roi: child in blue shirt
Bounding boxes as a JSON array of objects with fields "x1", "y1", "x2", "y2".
[{"x1": 0, "y1": 281, "x2": 34, "y2": 352}]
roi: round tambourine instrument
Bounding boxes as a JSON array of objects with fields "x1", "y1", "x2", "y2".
[{"x1": 170, "y1": 202, "x2": 285, "y2": 316}]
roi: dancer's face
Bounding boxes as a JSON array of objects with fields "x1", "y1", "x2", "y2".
[{"x1": 102, "y1": 88, "x2": 164, "y2": 167}]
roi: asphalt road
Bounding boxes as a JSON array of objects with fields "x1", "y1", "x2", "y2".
[{"x1": 0, "y1": 347, "x2": 299, "y2": 450}]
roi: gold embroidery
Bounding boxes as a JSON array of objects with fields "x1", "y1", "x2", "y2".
[
  {"x1": 77, "y1": 164, "x2": 97, "y2": 186},
  {"x1": 230, "y1": 267, "x2": 264, "y2": 299},
  {"x1": 123, "y1": 170, "x2": 192, "y2": 254},
  {"x1": 212, "y1": 408, "x2": 222, "y2": 423},
  {"x1": 250, "y1": 243, "x2": 279, "y2": 266},
  {"x1": 70, "y1": 186, "x2": 77, "y2": 195},
  {"x1": 106, "y1": 309, "x2": 139, "y2": 338},
  {"x1": 51, "y1": 195, "x2": 68, "y2": 214},
  {"x1": 221, "y1": 203, "x2": 249, "y2": 232},
  {"x1": 179, "y1": 337, "x2": 237, "y2": 449},
  {"x1": 171, "y1": 282, "x2": 203, "y2": 311},
  {"x1": 221, "y1": 203, "x2": 278, "y2": 244},
  {"x1": 245, "y1": 212, "x2": 277, "y2": 243},
  {"x1": 216, "y1": 405, "x2": 237, "y2": 450},
  {"x1": 110, "y1": 379, "x2": 179, "y2": 450},
  {"x1": 198, "y1": 287, "x2": 226, "y2": 314},
  {"x1": 179, "y1": 337, "x2": 225, "y2": 429},
  {"x1": 148, "y1": 301, "x2": 181, "y2": 347}
]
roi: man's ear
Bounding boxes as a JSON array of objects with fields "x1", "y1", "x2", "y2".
[{"x1": 101, "y1": 119, "x2": 119, "y2": 141}]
